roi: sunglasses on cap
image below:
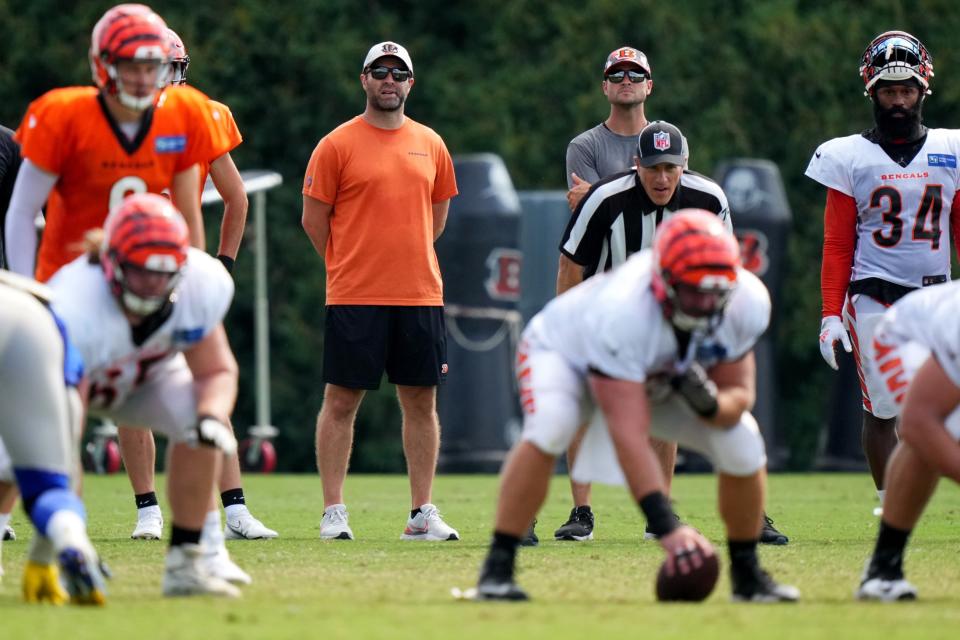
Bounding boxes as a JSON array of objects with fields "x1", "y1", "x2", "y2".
[
  {"x1": 366, "y1": 66, "x2": 412, "y2": 81},
  {"x1": 605, "y1": 69, "x2": 648, "y2": 84}
]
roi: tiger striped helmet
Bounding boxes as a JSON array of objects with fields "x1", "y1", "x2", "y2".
[
  {"x1": 90, "y1": 5, "x2": 171, "y2": 110},
  {"x1": 652, "y1": 209, "x2": 740, "y2": 332},
  {"x1": 102, "y1": 193, "x2": 189, "y2": 316}
]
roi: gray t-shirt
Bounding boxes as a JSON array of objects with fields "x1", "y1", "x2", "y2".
[{"x1": 565, "y1": 123, "x2": 638, "y2": 188}]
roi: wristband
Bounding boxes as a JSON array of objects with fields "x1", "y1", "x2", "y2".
[
  {"x1": 639, "y1": 491, "x2": 679, "y2": 537},
  {"x1": 216, "y1": 254, "x2": 235, "y2": 274}
]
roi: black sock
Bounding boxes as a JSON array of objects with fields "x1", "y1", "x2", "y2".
[
  {"x1": 220, "y1": 488, "x2": 246, "y2": 508},
  {"x1": 728, "y1": 539, "x2": 759, "y2": 572},
  {"x1": 410, "y1": 508, "x2": 421, "y2": 519},
  {"x1": 481, "y1": 531, "x2": 521, "y2": 581},
  {"x1": 135, "y1": 491, "x2": 159, "y2": 509},
  {"x1": 870, "y1": 520, "x2": 911, "y2": 578},
  {"x1": 169, "y1": 525, "x2": 202, "y2": 547}
]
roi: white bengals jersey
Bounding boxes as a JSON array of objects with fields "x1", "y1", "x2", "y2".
[
  {"x1": 805, "y1": 129, "x2": 960, "y2": 288},
  {"x1": 525, "y1": 250, "x2": 770, "y2": 385},
  {"x1": 875, "y1": 279, "x2": 960, "y2": 388},
  {"x1": 48, "y1": 249, "x2": 234, "y2": 410}
]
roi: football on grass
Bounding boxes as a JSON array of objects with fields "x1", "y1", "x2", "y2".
[{"x1": 655, "y1": 552, "x2": 720, "y2": 602}]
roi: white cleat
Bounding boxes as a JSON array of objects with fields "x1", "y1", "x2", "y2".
[
  {"x1": 856, "y1": 576, "x2": 918, "y2": 601},
  {"x1": 224, "y1": 512, "x2": 278, "y2": 540},
  {"x1": 131, "y1": 507, "x2": 163, "y2": 540},
  {"x1": 400, "y1": 504, "x2": 460, "y2": 541},
  {"x1": 204, "y1": 546, "x2": 252, "y2": 585},
  {"x1": 320, "y1": 504, "x2": 354, "y2": 540},
  {"x1": 3, "y1": 525, "x2": 15, "y2": 541},
  {"x1": 163, "y1": 544, "x2": 241, "y2": 598}
]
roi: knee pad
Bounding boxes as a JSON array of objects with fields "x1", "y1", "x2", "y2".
[{"x1": 710, "y1": 412, "x2": 767, "y2": 476}]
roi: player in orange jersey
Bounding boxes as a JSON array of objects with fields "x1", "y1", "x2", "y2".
[
  {"x1": 117, "y1": 28, "x2": 277, "y2": 544},
  {"x1": 3, "y1": 4, "x2": 231, "y2": 281}
]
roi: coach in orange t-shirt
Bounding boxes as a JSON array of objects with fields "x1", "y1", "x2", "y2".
[{"x1": 302, "y1": 41, "x2": 459, "y2": 542}]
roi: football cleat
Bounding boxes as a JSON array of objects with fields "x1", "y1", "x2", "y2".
[
  {"x1": 856, "y1": 576, "x2": 918, "y2": 601},
  {"x1": 57, "y1": 547, "x2": 109, "y2": 606},
  {"x1": 131, "y1": 506, "x2": 164, "y2": 540},
  {"x1": 400, "y1": 504, "x2": 460, "y2": 541},
  {"x1": 759, "y1": 513, "x2": 789, "y2": 545},
  {"x1": 521, "y1": 519, "x2": 539, "y2": 547},
  {"x1": 163, "y1": 544, "x2": 240, "y2": 598},
  {"x1": 644, "y1": 513, "x2": 684, "y2": 541},
  {"x1": 224, "y1": 512, "x2": 279, "y2": 540},
  {"x1": 203, "y1": 546, "x2": 252, "y2": 585},
  {"x1": 731, "y1": 563, "x2": 800, "y2": 603},
  {"x1": 555, "y1": 506, "x2": 594, "y2": 541},
  {"x1": 320, "y1": 504, "x2": 354, "y2": 540},
  {"x1": 3, "y1": 524, "x2": 15, "y2": 541},
  {"x1": 22, "y1": 561, "x2": 69, "y2": 605}
]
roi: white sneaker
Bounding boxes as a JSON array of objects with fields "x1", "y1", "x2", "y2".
[
  {"x1": 131, "y1": 507, "x2": 163, "y2": 540},
  {"x1": 856, "y1": 576, "x2": 918, "y2": 601},
  {"x1": 163, "y1": 544, "x2": 240, "y2": 598},
  {"x1": 3, "y1": 524, "x2": 15, "y2": 541},
  {"x1": 400, "y1": 504, "x2": 460, "y2": 541},
  {"x1": 320, "y1": 504, "x2": 354, "y2": 540},
  {"x1": 203, "y1": 546, "x2": 252, "y2": 585},
  {"x1": 224, "y1": 512, "x2": 279, "y2": 540}
]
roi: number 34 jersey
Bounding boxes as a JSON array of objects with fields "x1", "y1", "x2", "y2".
[
  {"x1": 805, "y1": 129, "x2": 960, "y2": 288},
  {"x1": 47, "y1": 249, "x2": 233, "y2": 410},
  {"x1": 15, "y1": 85, "x2": 230, "y2": 282}
]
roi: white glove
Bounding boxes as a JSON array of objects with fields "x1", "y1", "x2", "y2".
[{"x1": 819, "y1": 315, "x2": 852, "y2": 370}]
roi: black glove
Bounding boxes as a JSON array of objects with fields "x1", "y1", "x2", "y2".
[{"x1": 670, "y1": 363, "x2": 719, "y2": 418}]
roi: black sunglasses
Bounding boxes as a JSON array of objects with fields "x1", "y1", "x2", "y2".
[
  {"x1": 366, "y1": 66, "x2": 412, "y2": 81},
  {"x1": 605, "y1": 69, "x2": 648, "y2": 84}
]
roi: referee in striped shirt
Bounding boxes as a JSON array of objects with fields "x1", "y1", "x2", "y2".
[{"x1": 559, "y1": 121, "x2": 730, "y2": 281}]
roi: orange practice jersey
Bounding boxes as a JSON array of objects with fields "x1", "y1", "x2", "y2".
[
  {"x1": 197, "y1": 100, "x2": 243, "y2": 193},
  {"x1": 16, "y1": 85, "x2": 229, "y2": 281}
]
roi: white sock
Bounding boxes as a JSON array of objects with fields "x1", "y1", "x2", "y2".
[
  {"x1": 224, "y1": 503, "x2": 249, "y2": 521},
  {"x1": 877, "y1": 489, "x2": 886, "y2": 504},
  {"x1": 0, "y1": 513, "x2": 10, "y2": 532},
  {"x1": 201, "y1": 509, "x2": 224, "y2": 551},
  {"x1": 45, "y1": 511, "x2": 89, "y2": 553}
]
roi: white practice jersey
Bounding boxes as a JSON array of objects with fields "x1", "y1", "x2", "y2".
[
  {"x1": 49, "y1": 249, "x2": 234, "y2": 410},
  {"x1": 525, "y1": 250, "x2": 770, "y2": 384},
  {"x1": 876, "y1": 279, "x2": 960, "y2": 387},
  {"x1": 805, "y1": 129, "x2": 960, "y2": 288}
]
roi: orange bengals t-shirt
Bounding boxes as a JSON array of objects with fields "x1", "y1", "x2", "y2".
[
  {"x1": 302, "y1": 116, "x2": 458, "y2": 306},
  {"x1": 198, "y1": 99, "x2": 243, "y2": 192},
  {"x1": 16, "y1": 85, "x2": 228, "y2": 281}
]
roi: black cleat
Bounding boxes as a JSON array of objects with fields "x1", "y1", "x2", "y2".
[
  {"x1": 759, "y1": 513, "x2": 789, "y2": 545},
  {"x1": 554, "y1": 506, "x2": 594, "y2": 541},
  {"x1": 477, "y1": 547, "x2": 528, "y2": 601},
  {"x1": 3, "y1": 525, "x2": 14, "y2": 541},
  {"x1": 731, "y1": 562, "x2": 799, "y2": 603},
  {"x1": 644, "y1": 513, "x2": 684, "y2": 540},
  {"x1": 521, "y1": 520, "x2": 539, "y2": 547}
]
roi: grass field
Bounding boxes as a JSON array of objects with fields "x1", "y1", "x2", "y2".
[{"x1": 2, "y1": 472, "x2": 960, "y2": 639}]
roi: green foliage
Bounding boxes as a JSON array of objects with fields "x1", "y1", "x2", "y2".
[{"x1": 4, "y1": 0, "x2": 959, "y2": 470}]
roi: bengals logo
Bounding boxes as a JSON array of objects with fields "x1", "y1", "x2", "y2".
[
  {"x1": 485, "y1": 248, "x2": 522, "y2": 301},
  {"x1": 736, "y1": 230, "x2": 769, "y2": 276}
]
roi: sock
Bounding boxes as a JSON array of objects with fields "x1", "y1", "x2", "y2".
[
  {"x1": 0, "y1": 513, "x2": 10, "y2": 532},
  {"x1": 221, "y1": 488, "x2": 245, "y2": 508},
  {"x1": 870, "y1": 520, "x2": 911, "y2": 578},
  {"x1": 170, "y1": 525, "x2": 202, "y2": 547},
  {"x1": 135, "y1": 491, "x2": 159, "y2": 509},
  {"x1": 877, "y1": 489, "x2": 886, "y2": 504},
  {"x1": 201, "y1": 509, "x2": 224, "y2": 550},
  {"x1": 45, "y1": 510, "x2": 89, "y2": 553},
  {"x1": 728, "y1": 539, "x2": 759, "y2": 572}
]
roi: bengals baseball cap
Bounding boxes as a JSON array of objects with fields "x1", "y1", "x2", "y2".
[
  {"x1": 637, "y1": 121, "x2": 685, "y2": 167},
  {"x1": 363, "y1": 41, "x2": 414, "y2": 74},
  {"x1": 604, "y1": 46, "x2": 652, "y2": 77}
]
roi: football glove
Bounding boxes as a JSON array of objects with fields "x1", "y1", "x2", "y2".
[
  {"x1": 819, "y1": 315, "x2": 852, "y2": 370},
  {"x1": 671, "y1": 363, "x2": 719, "y2": 418},
  {"x1": 22, "y1": 561, "x2": 69, "y2": 605}
]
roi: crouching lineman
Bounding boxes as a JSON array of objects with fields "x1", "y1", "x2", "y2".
[
  {"x1": 0, "y1": 272, "x2": 107, "y2": 604},
  {"x1": 475, "y1": 210, "x2": 798, "y2": 602},
  {"x1": 857, "y1": 280, "x2": 960, "y2": 600},
  {"x1": 48, "y1": 193, "x2": 246, "y2": 598}
]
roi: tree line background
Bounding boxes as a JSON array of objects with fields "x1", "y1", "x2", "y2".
[{"x1": 3, "y1": 0, "x2": 959, "y2": 471}]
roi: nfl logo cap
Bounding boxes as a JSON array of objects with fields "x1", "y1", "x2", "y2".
[
  {"x1": 604, "y1": 46, "x2": 652, "y2": 77},
  {"x1": 638, "y1": 121, "x2": 685, "y2": 168},
  {"x1": 363, "y1": 41, "x2": 414, "y2": 74}
]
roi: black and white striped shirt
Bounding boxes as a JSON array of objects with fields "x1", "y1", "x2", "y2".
[{"x1": 560, "y1": 169, "x2": 731, "y2": 278}]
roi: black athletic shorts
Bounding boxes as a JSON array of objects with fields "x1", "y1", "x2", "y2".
[{"x1": 322, "y1": 305, "x2": 448, "y2": 390}]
